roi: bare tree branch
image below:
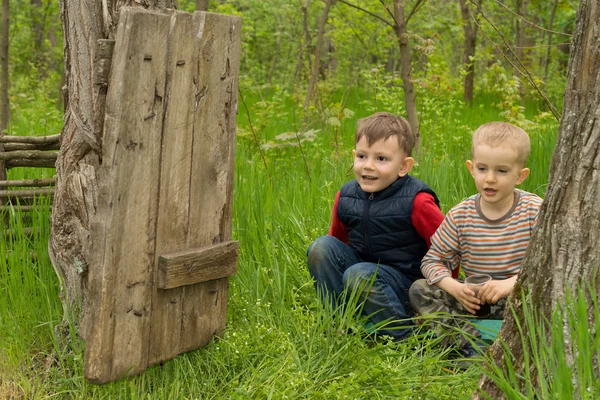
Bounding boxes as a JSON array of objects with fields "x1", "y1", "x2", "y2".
[
  {"x1": 378, "y1": 0, "x2": 398, "y2": 27},
  {"x1": 338, "y1": 0, "x2": 393, "y2": 27},
  {"x1": 490, "y1": 0, "x2": 573, "y2": 37},
  {"x1": 405, "y1": 0, "x2": 426, "y2": 25}
]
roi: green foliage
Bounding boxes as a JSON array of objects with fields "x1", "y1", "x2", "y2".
[
  {"x1": 0, "y1": 86, "x2": 562, "y2": 398},
  {"x1": 480, "y1": 62, "x2": 533, "y2": 129},
  {"x1": 5, "y1": 0, "x2": 63, "y2": 140},
  {"x1": 0, "y1": 0, "x2": 585, "y2": 398},
  {"x1": 359, "y1": 66, "x2": 406, "y2": 116}
]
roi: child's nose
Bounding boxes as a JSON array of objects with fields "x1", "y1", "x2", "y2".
[
  {"x1": 364, "y1": 158, "x2": 375, "y2": 169},
  {"x1": 485, "y1": 172, "x2": 496, "y2": 182}
]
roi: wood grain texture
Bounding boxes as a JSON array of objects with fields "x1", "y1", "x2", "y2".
[
  {"x1": 181, "y1": 10, "x2": 241, "y2": 354},
  {"x1": 157, "y1": 241, "x2": 239, "y2": 289},
  {"x1": 148, "y1": 9, "x2": 198, "y2": 364},
  {"x1": 0, "y1": 134, "x2": 60, "y2": 144},
  {"x1": 148, "y1": 9, "x2": 241, "y2": 364},
  {"x1": 84, "y1": 8, "x2": 170, "y2": 383},
  {"x1": 84, "y1": 8, "x2": 241, "y2": 383}
]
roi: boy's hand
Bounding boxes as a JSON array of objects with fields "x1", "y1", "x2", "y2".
[
  {"x1": 478, "y1": 276, "x2": 518, "y2": 304},
  {"x1": 436, "y1": 278, "x2": 481, "y2": 315},
  {"x1": 453, "y1": 284, "x2": 482, "y2": 315}
]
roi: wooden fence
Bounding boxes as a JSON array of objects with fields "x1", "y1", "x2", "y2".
[{"x1": 0, "y1": 133, "x2": 58, "y2": 217}]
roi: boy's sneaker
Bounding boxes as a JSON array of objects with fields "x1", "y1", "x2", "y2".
[{"x1": 451, "y1": 342, "x2": 486, "y2": 370}]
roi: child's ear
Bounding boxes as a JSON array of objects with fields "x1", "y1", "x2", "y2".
[
  {"x1": 352, "y1": 149, "x2": 356, "y2": 158},
  {"x1": 466, "y1": 160, "x2": 475, "y2": 176},
  {"x1": 516, "y1": 167, "x2": 530, "y2": 184},
  {"x1": 398, "y1": 157, "x2": 415, "y2": 177}
]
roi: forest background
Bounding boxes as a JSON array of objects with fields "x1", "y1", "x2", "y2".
[{"x1": 0, "y1": 0, "x2": 586, "y2": 399}]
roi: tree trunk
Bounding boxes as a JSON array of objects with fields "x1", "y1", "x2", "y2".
[
  {"x1": 393, "y1": 0, "x2": 420, "y2": 154},
  {"x1": 459, "y1": 0, "x2": 481, "y2": 105},
  {"x1": 196, "y1": 0, "x2": 208, "y2": 11},
  {"x1": 514, "y1": 0, "x2": 529, "y2": 105},
  {"x1": 474, "y1": 0, "x2": 600, "y2": 397},
  {"x1": 267, "y1": 26, "x2": 282, "y2": 85},
  {"x1": 543, "y1": 0, "x2": 559, "y2": 83},
  {"x1": 30, "y1": 0, "x2": 46, "y2": 78},
  {"x1": 295, "y1": 0, "x2": 311, "y2": 82},
  {"x1": 303, "y1": 0, "x2": 335, "y2": 120},
  {"x1": 0, "y1": 0, "x2": 8, "y2": 186},
  {"x1": 51, "y1": 0, "x2": 177, "y2": 328}
]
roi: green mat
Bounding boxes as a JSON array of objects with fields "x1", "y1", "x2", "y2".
[{"x1": 471, "y1": 319, "x2": 503, "y2": 341}]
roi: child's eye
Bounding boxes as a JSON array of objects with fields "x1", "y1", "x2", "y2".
[
  {"x1": 356, "y1": 154, "x2": 365, "y2": 159},
  {"x1": 377, "y1": 156, "x2": 387, "y2": 161},
  {"x1": 477, "y1": 167, "x2": 486, "y2": 172},
  {"x1": 498, "y1": 169, "x2": 508, "y2": 174}
]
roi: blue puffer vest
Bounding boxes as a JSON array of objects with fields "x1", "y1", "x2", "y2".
[{"x1": 337, "y1": 175, "x2": 440, "y2": 280}]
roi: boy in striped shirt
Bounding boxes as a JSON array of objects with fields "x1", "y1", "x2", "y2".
[{"x1": 409, "y1": 122, "x2": 542, "y2": 360}]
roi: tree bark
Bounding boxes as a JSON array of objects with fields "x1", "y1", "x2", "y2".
[
  {"x1": 474, "y1": 0, "x2": 600, "y2": 397},
  {"x1": 393, "y1": 0, "x2": 420, "y2": 154},
  {"x1": 196, "y1": 0, "x2": 208, "y2": 11},
  {"x1": 51, "y1": 0, "x2": 177, "y2": 326},
  {"x1": 459, "y1": 0, "x2": 482, "y2": 105},
  {"x1": 303, "y1": 0, "x2": 335, "y2": 120}
]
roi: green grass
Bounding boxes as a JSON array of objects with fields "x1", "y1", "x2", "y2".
[
  {"x1": 482, "y1": 280, "x2": 600, "y2": 399},
  {"x1": 3, "y1": 89, "x2": 597, "y2": 399}
]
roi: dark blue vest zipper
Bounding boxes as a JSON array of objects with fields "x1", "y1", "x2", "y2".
[{"x1": 364, "y1": 193, "x2": 374, "y2": 253}]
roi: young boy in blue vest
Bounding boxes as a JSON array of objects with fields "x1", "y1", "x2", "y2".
[{"x1": 307, "y1": 112, "x2": 445, "y2": 341}]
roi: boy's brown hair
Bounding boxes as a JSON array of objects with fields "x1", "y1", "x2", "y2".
[
  {"x1": 471, "y1": 122, "x2": 531, "y2": 166},
  {"x1": 355, "y1": 112, "x2": 415, "y2": 156}
]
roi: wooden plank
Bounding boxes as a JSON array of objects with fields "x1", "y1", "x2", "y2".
[
  {"x1": 3, "y1": 142, "x2": 60, "y2": 151},
  {"x1": 181, "y1": 11, "x2": 241, "y2": 353},
  {"x1": 157, "y1": 241, "x2": 238, "y2": 289},
  {"x1": 0, "y1": 177, "x2": 55, "y2": 187},
  {"x1": 84, "y1": 8, "x2": 170, "y2": 384},
  {"x1": 148, "y1": 9, "x2": 198, "y2": 365},
  {"x1": 0, "y1": 134, "x2": 60, "y2": 144},
  {"x1": 0, "y1": 188, "x2": 54, "y2": 199},
  {"x1": 85, "y1": 8, "x2": 242, "y2": 382},
  {"x1": 6, "y1": 158, "x2": 56, "y2": 168},
  {"x1": 0, "y1": 150, "x2": 57, "y2": 160},
  {"x1": 180, "y1": 277, "x2": 229, "y2": 354}
]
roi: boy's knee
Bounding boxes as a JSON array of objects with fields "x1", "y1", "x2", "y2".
[
  {"x1": 342, "y1": 263, "x2": 376, "y2": 290},
  {"x1": 307, "y1": 236, "x2": 335, "y2": 263},
  {"x1": 408, "y1": 279, "x2": 430, "y2": 307}
]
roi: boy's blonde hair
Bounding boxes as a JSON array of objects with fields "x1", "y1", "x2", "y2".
[
  {"x1": 356, "y1": 112, "x2": 415, "y2": 156},
  {"x1": 471, "y1": 122, "x2": 531, "y2": 166}
]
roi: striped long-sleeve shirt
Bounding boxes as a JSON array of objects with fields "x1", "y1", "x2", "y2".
[{"x1": 421, "y1": 190, "x2": 543, "y2": 284}]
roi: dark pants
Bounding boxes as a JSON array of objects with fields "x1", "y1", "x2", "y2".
[{"x1": 307, "y1": 235, "x2": 415, "y2": 341}]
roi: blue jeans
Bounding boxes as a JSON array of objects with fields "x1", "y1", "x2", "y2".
[{"x1": 307, "y1": 235, "x2": 415, "y2": 341}]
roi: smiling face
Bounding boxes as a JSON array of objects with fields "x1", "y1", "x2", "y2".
[
  {"x1": 467, "y1": 144, "x2": 530, "y2": 217},
  {"x1": 353, "y1": 136, "x2": 414, "y2": 193}
]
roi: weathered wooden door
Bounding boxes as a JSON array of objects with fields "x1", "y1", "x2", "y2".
[{"x1": 82, "y1": 8, "x2": 241, "y2": 384}]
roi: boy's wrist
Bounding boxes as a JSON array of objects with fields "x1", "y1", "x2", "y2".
[{"x1": 434, "y1": 276, "x2": 460, "y2": 296}]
